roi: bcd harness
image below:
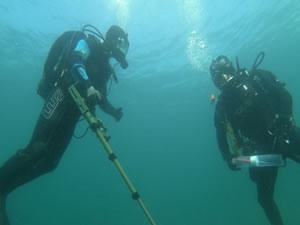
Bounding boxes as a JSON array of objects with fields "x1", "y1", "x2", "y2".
[{"x1": 224, "y1": 69, "x2": 293, "y2": 156}]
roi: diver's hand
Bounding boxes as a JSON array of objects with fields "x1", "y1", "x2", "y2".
[
  {"x1": 87, "y1": 86, "x2": 102, "y2": 106},
  {"x1": 227, "y1": 155, "x2": 241, "y2": 171},
  {"x1": 227, "y1": 160, "x2": 241, "y2": 171},
  {"x1": 113, "y1": 107, "x2": 123, "y2": 122}
]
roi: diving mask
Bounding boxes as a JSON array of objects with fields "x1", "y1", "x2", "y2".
[{"x1": 114, "y1": 37, "x2": 129, "y2": 56}]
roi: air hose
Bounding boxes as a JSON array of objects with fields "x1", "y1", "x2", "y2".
[{"x1": 251, "y1": 51, "x2": 265, "y2": 72}]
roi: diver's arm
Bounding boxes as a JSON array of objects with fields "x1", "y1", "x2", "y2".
[
  {"x1": 98, "y1": 96, "x2": 114, "y2": 113},
  {"x1": 215, "y1": 116, "x2": 231, "y2": 162},
  {"x1": 70, "y1": 39, "x2": 102, "y2": 103},
  {"x1": 215, "y1": 102, "x2": 240, "y2": 170},
  {"x1": 98, "y1": 86, "x2": 123, "y2": 122},
  {"x1": 216, "y1": 123, "x2": 240, "y2": 171},
  {"x1": 215, "y1": 103, "x2": 231, "y2": 161},
  {"x1": 70, "y1": 39, "x2": 92, "y2": 89}
]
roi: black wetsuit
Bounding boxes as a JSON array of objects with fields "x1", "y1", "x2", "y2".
[
  {"x1": 214, "y1": 69, "x2": 300, "y2": 225},
  {"x1": 0, "y1": 31, "x2": 121, "y2": 225}
]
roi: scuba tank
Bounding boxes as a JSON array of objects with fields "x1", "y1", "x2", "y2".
[
  {"x1": 37, "y1": 31, "x2": 84, "y2": 100},
  {"x1": 37, "y1": 24, "x2": 112, "y2": 100}
]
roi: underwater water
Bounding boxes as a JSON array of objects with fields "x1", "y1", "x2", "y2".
[{"x1": 0, "y1": 0, "x2": 300, "y2": 224}]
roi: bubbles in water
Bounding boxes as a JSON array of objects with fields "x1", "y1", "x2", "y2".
[{"x1": 186, "y1": 30, "x2": 211, "y2": 71}]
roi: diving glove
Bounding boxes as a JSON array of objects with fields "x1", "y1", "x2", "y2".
[
  {"x1": 227, "y1": 154, "x2": 241, "y2": 171},
  {"x1": 113, "y1": 107, "x2": 123, "y2": 122},
  {"x1": 87, "y1": 86, "x2": 102, "y2": 106}
]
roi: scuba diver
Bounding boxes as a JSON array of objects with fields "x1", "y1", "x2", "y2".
[
  {"x1": 211, "y1": 52, "x2": 300, "y2": 225},
  {"x1": 0, "y1": 24, "x2": 130, "y2": 225}
]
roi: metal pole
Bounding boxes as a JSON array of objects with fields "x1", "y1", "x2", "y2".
[{"x1": 68, "y1": 85, "x2": 157, "y2": 225}]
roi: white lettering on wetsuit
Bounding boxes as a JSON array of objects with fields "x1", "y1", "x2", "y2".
[{"x1": 42, "y1": 88, "x2": 64, "y2": 119}]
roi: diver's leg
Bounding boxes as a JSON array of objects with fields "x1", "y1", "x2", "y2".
[
  {"x1": 0, "y1": 195, "x2": 9, "y2": 225},
  {"x1": 0, "y1": 88, "x2": 79, "y2": 224},
  {"x1": 249, "y1": 167, "x2": 284, "y2": 225}
]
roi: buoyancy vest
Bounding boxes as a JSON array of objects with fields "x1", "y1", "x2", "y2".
[{"x1": 221, "y1": 69, "x2": 290, "y2": 140}]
